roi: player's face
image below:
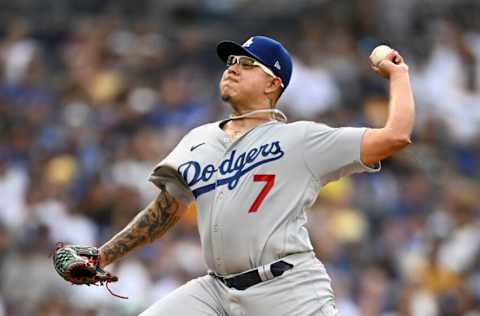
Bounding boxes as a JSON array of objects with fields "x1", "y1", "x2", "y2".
[{"x1": 219, "y1": 56, "x2": 278, "y2": 106}]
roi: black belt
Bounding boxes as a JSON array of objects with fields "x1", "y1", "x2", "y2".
[{"x1": 209, "y1": 260, "x2": 293, "y2": 291}]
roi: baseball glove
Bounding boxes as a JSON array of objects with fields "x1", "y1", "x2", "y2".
[
  {"x1": 52, "y1": 243, "x2": 127, "y2": 298},
  {"x1": 53, "y1": 243, "x2": 118, "y2": 285}
]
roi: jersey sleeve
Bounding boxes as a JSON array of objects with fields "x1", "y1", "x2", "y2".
[
  {"x1": 302, "y1": 122, "x2": 380, "y2": 183},
  {"x1": 148, "y1": 134, "x2": 194, "y2": 203}
]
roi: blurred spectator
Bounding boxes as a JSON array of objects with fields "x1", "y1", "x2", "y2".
[
  {"x1": 0, "y1": 153, "x2": 28, "y2": 228},
  {"x1": 0, "y1": 20, "x2": 37, "y2": 84},
  {"x1": 144, "y1": 69, "x2": 210, "y2": 131}
]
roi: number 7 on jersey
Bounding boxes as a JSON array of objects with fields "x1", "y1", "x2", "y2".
[{"x1": 249, "y1": 174, "x2": 275, "y2": 213}]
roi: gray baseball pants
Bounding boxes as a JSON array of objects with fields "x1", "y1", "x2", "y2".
[{"x1": 139, "y1": 252, "x2": 339, "y2": 316}]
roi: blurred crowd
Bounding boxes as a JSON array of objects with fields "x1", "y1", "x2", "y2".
[{"x1": 0, "y1": 0, "x2": 479, "y2": 315}]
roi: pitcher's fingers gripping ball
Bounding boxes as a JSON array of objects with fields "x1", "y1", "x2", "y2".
[
  {"x1": 53, "y1": 243, "x2": 127, "y2": 298},
  {"x1": 369, "y1": 44, "x2": 406, "y2": 78}
]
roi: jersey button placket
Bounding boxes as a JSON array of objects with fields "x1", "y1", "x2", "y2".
[
  {"x1": 213, "y1": 189, "x2": 225, "y2": 270},
  {"x1": 214, "y1": 143, "x2": 234, "y2": 272},
  {"x1": 212, "y1": 138, "x2": 236, "y2": 273},
  {"x1": 211, "y1": 150, "x2": 227, "y2": 272}
]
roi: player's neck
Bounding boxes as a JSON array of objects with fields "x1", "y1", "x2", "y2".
[
  {"x1": 228, "y1": 102, "x2": 270, "y2": 122},
  {"x1": 229, "y1": 105, "x2": 287, "y2": 122},
  {"x1": 224, "y1": 114, "x2": 270, "y2": 131},
  {"x1": 222, "y1": 107, "x2": 287, "y2": 140}
]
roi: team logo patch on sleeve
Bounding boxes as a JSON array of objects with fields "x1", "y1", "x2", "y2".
[{"x1": 178, "y1": 141, "x2": 284, "y2": 198}]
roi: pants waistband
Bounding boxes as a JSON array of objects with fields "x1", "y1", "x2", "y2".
[
  {"x1": 209, "y1": 260, "x2": 292, "y2": 290},
  {"x1": 208, "y1": 251, "x2": 314, "y2": 291}
]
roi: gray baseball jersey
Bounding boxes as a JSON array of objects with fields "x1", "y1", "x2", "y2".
[{"x1": 151, "y1": 120, "x2": 379, "y2": 275}]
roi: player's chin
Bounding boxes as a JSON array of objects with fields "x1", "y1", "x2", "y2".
[
  {"x1": 220, "y1": 87, "x2": 235, "y2": 102},
  {"x1": 221, "y1": 94, "x2": 231, "y2": 102}
]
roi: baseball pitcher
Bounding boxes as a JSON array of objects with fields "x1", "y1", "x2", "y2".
[{"x1": 53, "y1": 36, "x2": 415, "y2": 315}]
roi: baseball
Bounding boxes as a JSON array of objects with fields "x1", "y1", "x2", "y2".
[{"x1": 370, "y1": 45, "x2": 393, "y2": 66}]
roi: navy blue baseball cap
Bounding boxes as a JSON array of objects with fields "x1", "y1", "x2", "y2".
[{"x1": 217, "y1": 36, "x2": 293, "y2": 89}]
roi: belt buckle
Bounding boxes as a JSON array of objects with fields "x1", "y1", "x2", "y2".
[
  {"x1": 211, "y1": 273, "x2": 235, "y2": 289},
  {"x1": 224, "y1": 277, "x2": 235, "y2": 288}
]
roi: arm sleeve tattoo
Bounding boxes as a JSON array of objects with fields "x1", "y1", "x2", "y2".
[{"x1": 99, "y1": 185, "x2": 185, "y2": 267}]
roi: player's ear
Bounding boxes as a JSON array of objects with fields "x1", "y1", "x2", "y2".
[
  {"x1": 264, "y1": 78, "x2": 282, "y2": 107},
  {"x1": 264, "y1": 77, "x2": 282, "y2": 95}
]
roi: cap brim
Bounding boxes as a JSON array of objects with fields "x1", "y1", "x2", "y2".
[{"x1": 216, "y1": 41, "x2": 260, "y2": 64}]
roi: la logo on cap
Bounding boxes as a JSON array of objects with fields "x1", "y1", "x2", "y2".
[
  {"x1": 243, "y1": 37, "x2": 254, "y2": 47},
  {"x1": 274, "y1": 61, "x2": 281, "y2": 70}
]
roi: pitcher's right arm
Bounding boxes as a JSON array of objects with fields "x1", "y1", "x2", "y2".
[{"x1": 360, "y1": 50, "x2": 415, "y2": 166}]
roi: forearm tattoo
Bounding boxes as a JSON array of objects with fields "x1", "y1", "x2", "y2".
[{"x1": 99, "y1": 186, "x2": 182, "y2": 267}]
